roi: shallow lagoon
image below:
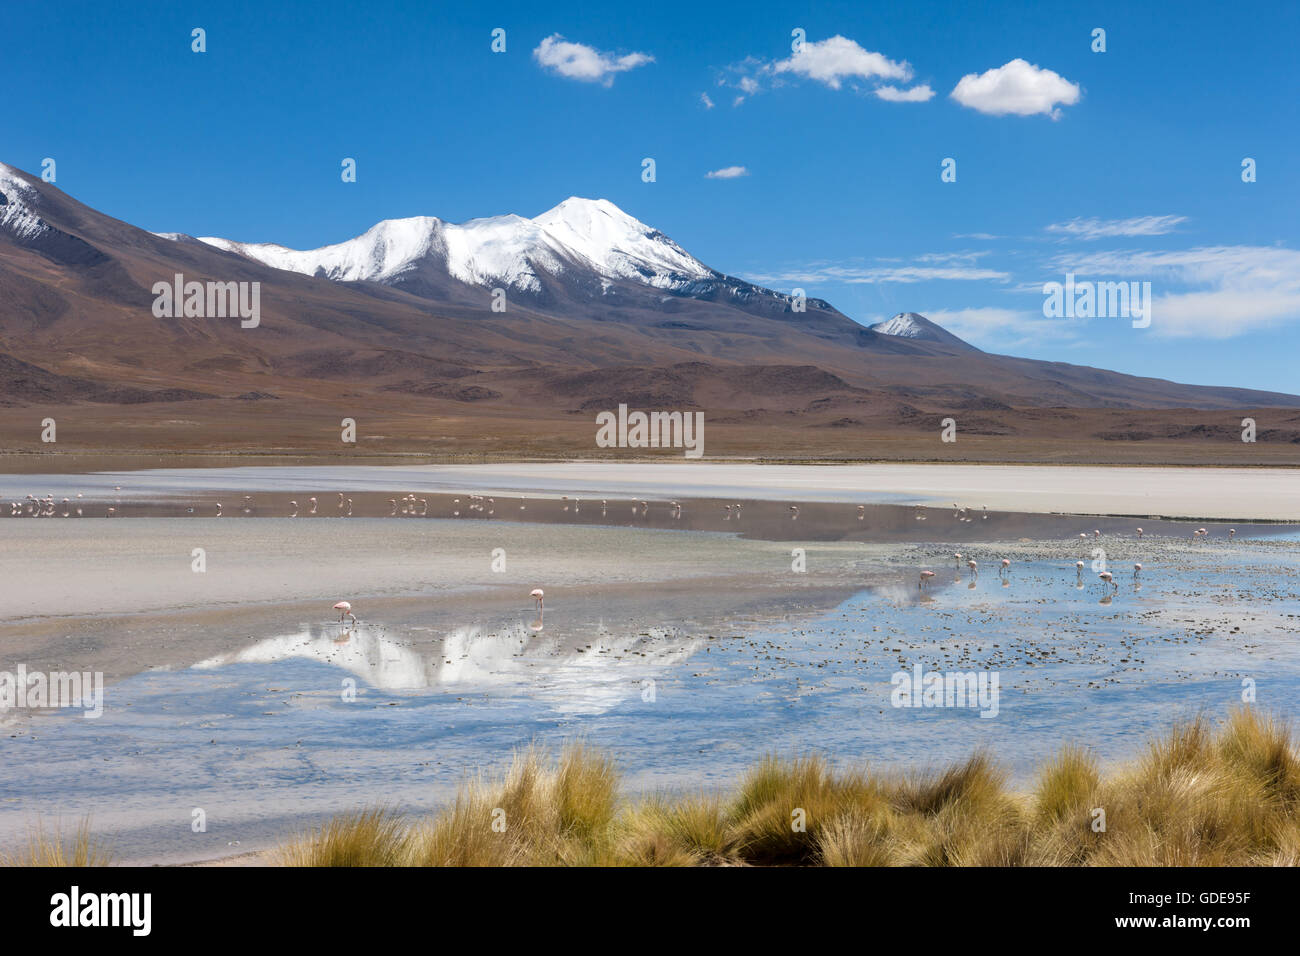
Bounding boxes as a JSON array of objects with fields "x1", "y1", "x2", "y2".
[{"x1": 2, "y1": 509, "x2": 1295, "y2": 864}]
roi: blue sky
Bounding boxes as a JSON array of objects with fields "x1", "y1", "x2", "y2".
[{"x1": 5, "y1": 0, "x2": 1298, "y2": 392}]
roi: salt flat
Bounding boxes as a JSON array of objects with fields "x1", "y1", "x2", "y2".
[{"x1": 6, "y1": 462, "x2": 1290, "y2": 520}]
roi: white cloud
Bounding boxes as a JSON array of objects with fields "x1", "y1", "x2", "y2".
[
  {"x1": 951, "y1": 58, "x2": 1081, "y2": 118},
  {"x1": 706, "y1": 166, "x2": 749, "y2": 179},
  {"x1": 1049, "y1": 245, "x2": 1300, "y2": 338},
  {"x1": 747, "y1": 258, "x2": 1008, "y2": 285},
  {"x1": 699, "y1": 92, "x2": 715, "y2": 109},
  {"x1": 919, "y1": 307, "x2": 1080, "y2": 347},
  {"x1": 874, "y1": 84, "x2": 935, "y2": 102},
  {"x1": 772, "y1": 35, "x2": 912, "y2": 89},
  {"x1": 1046, "y1": 215, "x2": 1188, "y2": 240},
  {"x1": 533, "y1": 34, "x2": 653, "y2": 85},
  {"x1": 721, "y1": 36, "x2": 926, "y2": 105}
]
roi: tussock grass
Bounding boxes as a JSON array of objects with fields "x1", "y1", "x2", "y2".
[
  {"x1": 1, "y1": 818, "x2": 113, "y2": 867},
  {"x1": 277, "y1": 807, "x2": 409, "y2": 866},
  {"x1": 259, "y1": 707, "x2": 1298, "y2": 867}
]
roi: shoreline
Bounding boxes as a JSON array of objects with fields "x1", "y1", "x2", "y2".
[{"x1": 4, "y1": 461, "x2": 1300, "y2": 521}]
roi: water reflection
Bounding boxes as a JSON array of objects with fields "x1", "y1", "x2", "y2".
[{"x1": 191, "y1": 618, "x2": 703, "y2": 716}]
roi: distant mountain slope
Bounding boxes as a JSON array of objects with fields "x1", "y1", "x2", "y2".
[{"x1": 2, "y1": 160, "x2": 1298, "y2": 417}]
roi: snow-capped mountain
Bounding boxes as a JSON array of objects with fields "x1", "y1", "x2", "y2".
[
  {"x1": 1, "y1": 161, "x2": 108, "y2": 267},
  {"x1": 0, "y1": 163, "x2": 52, "y2": 242},
  {"x1": 871, "y1": 313, "x2": 930, "y2": 338},
  {"x1": 177, "y1": 197, "x2": 718, "y2": 297},
  {"x1": 5, "y1": 158, "x2": 1300, "y2": 423},
  {"x1": 869, "y1": 312, "x2": 979, "y2": 351}
]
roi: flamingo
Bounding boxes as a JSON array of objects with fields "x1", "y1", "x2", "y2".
[
  {"x1": 954, "y1": 552, "x2": 963, "y2": 568},
  {"x1": 290, "y1": 500, "x2": 298, "y2": 517},
  {"x1": 919, "y1": 570, "x2": 936, "y2": 590},
  {"x1": 216, "y1": 502, "x2": 223, "y2": 517},
  {"x1": 789, "y1": 505, "x2": 799, "y2": 519},
  {"x1": 1136, "y1": 527, "x2": 1143, "y2": 538},
  {"x1": 530, "y1": 588, "x2": 544, "y2": 611},
  {"x1": 1098, "y1": 571, "x2": 1116, "y2": 592},
  {"x1": 857, "y1": 505, "x2": 865, "y2": 521},
  {"x1": 1228, "y1": 528, "x2": 1236, "y2": 541},
  {"x1": 1133, "y1": 563, "x2": 1142, "y2": 579},
  {"x1": 967, "y1": 559, "x2": 978, "y2": 577},
  {"x1": 1075, "y1": 560, "x2": 1084, "y2": 580},
  {"x1": 333, "y1": 601, "x2": 357, "y2": 625},
  {"x1": 308, "y1": 497, "x2": 318, "y2": 515},
  {"x1": 1000, "y1": 558, "x2": 1011, "y2": 577}
]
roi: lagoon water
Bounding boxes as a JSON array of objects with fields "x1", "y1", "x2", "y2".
[{"x1": 1, "y1": 494, "x2": 1296, "y2": 863}]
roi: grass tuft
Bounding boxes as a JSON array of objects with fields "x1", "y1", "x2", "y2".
[{"x1": 242, "y1": 709, "x2": 1300, "y2": 867}]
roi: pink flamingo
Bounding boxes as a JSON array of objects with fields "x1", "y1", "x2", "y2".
[
  {"x1": 1133, "y1": 563, "x2": 1142, "y2": 579},
  {"x1": 1098, "y1": 571, "x2": 1116, "y2": 592},
  {"x1": 1136, "y1": 527, "x2": 1143, "y2": 538},
  {"x1": 919, "y1": 570, "x2": 935, "y2": 590},
  {"x1": 1000, "y1": 558, "x2": 1011, "y2": 577},
  {"x1": 530, "y1": 588, "x2": 544, "y2": 611},
  {"x1": 333, "y1": 601, "x2": 356, "y2": 625}
]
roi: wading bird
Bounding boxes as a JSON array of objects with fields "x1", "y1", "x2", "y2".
[
  {"x1": 530, "y1": 588, "x2": 544, "y2": 611},
  {"x1": 333, "y1": 601, "x2": 357, "y2": 625},
  {"x1": 919, "y1": 570, "x2": 935, "y2": 590}
]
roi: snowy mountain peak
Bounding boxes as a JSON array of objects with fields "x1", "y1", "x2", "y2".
[
  {"x1": 178, "y1": 197, "x2": 715, "y2": 296},
  {"x1": 868, "y1": 312, "x2": 980, "y2": 353},
  {"x1": 0, "y1": 162, "x2": 49, "y2": 242},
  {"x1": 872, "y1": 312, "x2": 931, "y2": 338}
]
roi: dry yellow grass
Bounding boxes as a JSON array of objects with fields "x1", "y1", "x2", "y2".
[
  {"x1": 0, "y1": 818, "x2": 113, "y2": 866},
  {"x1": 15, "y1": 710, "x2": 1292, "y2": 867},
  {"x1": 269, "y1": 709, "x2": 1300, "y2": 867}
]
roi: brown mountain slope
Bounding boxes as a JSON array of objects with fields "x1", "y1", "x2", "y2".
[{"x1": 1, "y1": 162, "x2": 1298, "y2": 464}]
